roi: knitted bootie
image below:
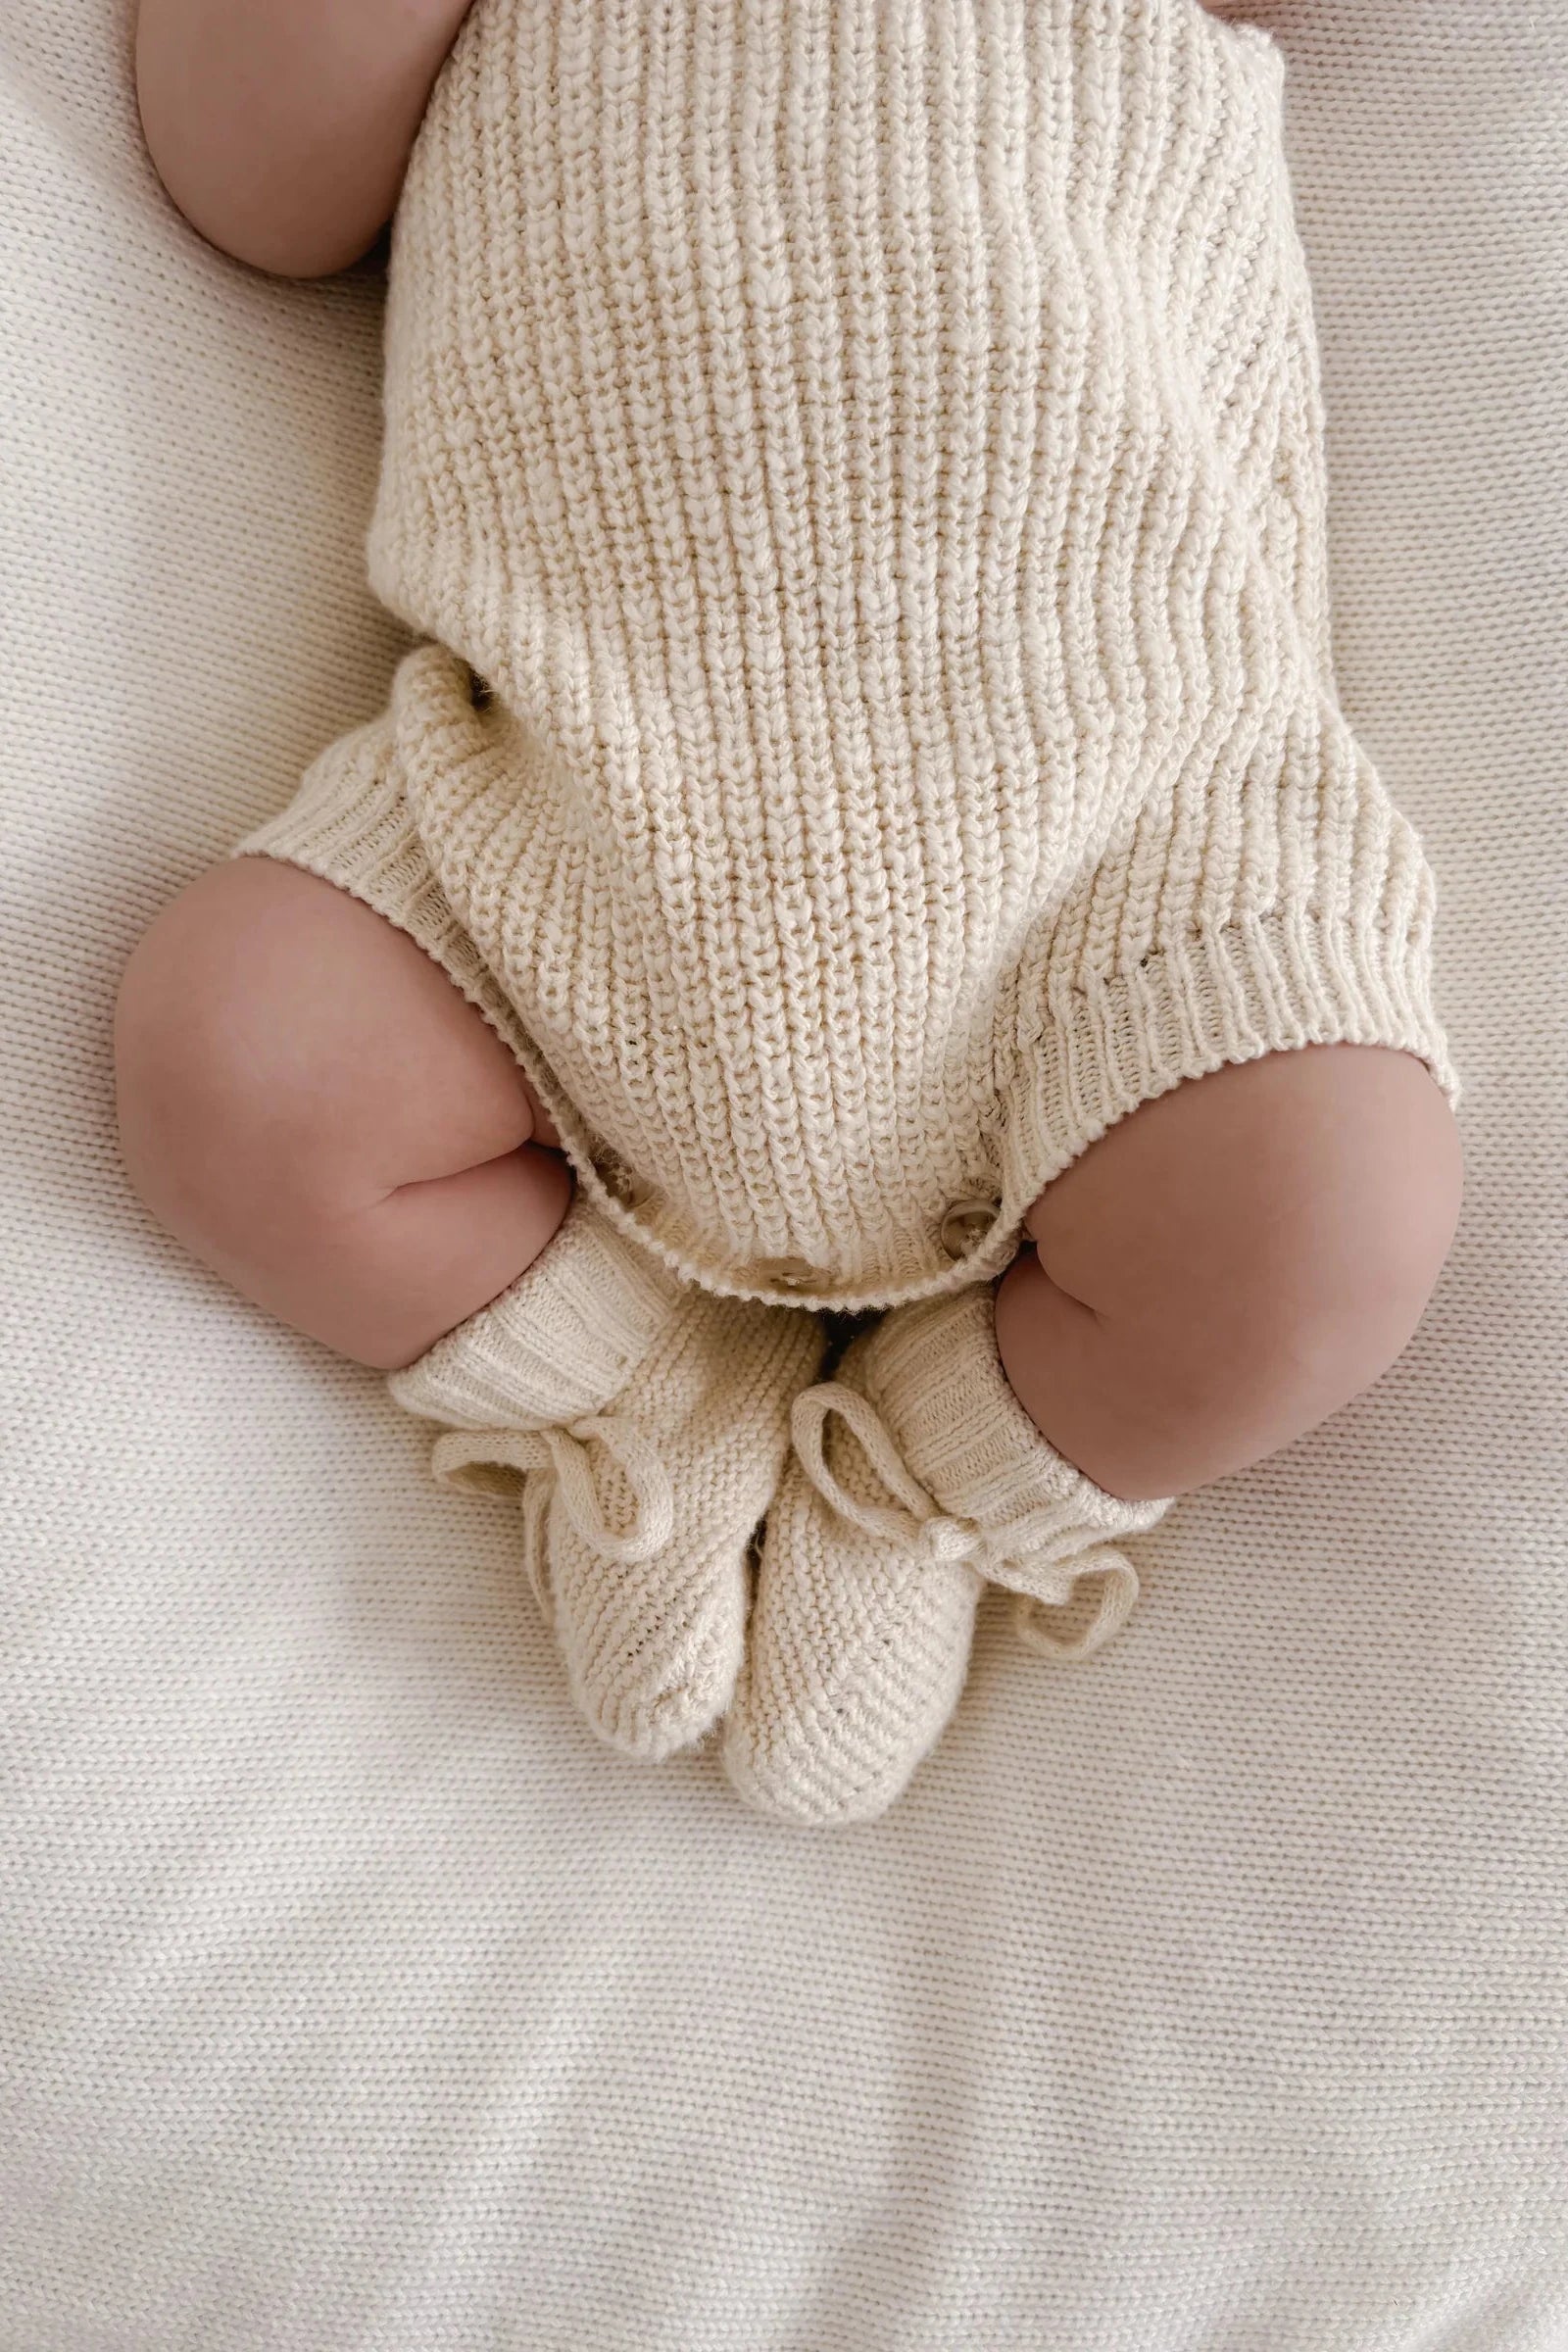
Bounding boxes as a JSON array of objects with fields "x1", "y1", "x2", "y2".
[
  {"x1": 722, "y1": 1285, "x2": 1175, "y2": 1825},
  {"x1": 390, "y1": 1188, "x2": 828, "y2": 1760}
]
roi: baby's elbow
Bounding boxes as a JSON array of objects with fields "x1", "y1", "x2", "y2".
[
  {"x1": 139, "y1": 139, "x2": 386, "y2": 279},
  {"x1": 133, "y1": 31, "x2": 390, "y2": 278}
]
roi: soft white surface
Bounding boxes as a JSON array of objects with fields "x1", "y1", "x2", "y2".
[{"x1": 3, "y1": 3, "x2": 1565, "y2": 2344}]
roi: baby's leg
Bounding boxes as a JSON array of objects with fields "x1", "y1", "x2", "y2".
[
  {"x1": 994, "y1": 1044, "x2": 1464, "y2": 1501},
  {"x1": 114, "y1": 857, "x2": 573, "y2": 1372}
]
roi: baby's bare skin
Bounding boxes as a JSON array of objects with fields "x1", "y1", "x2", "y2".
[
  {"x1": 119, "y1": 1, "x2": 1465, "y2": 1504},
  {"x1": 116, "y1": 858, "x2": 572, "y2": 1373},
  {"x1": 134, "y1": 0, "x2": 476, "y2": 278}
]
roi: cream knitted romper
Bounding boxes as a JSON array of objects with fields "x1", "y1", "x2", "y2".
[{"x1": 230, "y1": 0, "x2": 1460, "y2": 1319}]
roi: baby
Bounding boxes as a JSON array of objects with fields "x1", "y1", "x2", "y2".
[{"x1": 116, "y1": 0, "x2": 1464, "y2": 1824}]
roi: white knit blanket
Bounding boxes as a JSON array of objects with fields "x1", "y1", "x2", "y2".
[{"x1": 3, "y1": 3, "x2": 1565, "y2": 2344}]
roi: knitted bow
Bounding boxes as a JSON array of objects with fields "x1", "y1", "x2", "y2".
[
  {"x1": 789, "y1": 1382, "x2": 1139, "y2": 1661},
  {"x1": 428, "y1": 1415, "x2": 675, "y2": 1623}
]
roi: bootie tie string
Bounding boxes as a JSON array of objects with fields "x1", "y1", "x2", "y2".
[
  {"x1": 789, "y1": 1381, "x2": 1139, "y2": 1662},
  {"x1": 428, "y1": 1415, "x2": 677, "y2": 1621}
]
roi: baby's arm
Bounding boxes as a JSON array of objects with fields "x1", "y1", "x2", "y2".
[{"x1": 134, "y1": 0, "x2": 474, "y2": 278}]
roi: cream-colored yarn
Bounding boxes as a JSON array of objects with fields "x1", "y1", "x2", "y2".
[
  {"x1": 389, "y1": 1186, "x2": 685, "y2": 1431},
  {"x1": 232, "y1": 0, "x2": 1459, "y2": 1320},
  {"x1": 723, "y1": 1286, "x2": 1173, "y2": 1825},
  {"x1": 390, "y1": 1188, "x2": 828, "y2": 1758},
  {"x1": 16, "y1": 0, "x2": 1568, "y2": 2329}
]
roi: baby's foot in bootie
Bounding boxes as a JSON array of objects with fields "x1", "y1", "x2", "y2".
[
  {"x1": 390, "y1": 1190, "x2": 828, "y2": 1761},
  {"x1": 722, "y1": 1284, "x2": 1176, "y2": 1826}
]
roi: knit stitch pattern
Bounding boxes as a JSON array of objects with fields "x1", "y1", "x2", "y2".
[
  {"x1": 725, "y1": 1285, "x2": 1171, "y2": 1823},
  {"x1": 389, "y1": 1187, "x2": 829, "y2": 1756},
  {"x1": 232, "y1": 0, "x2": 1459, "y2": 1312},
  {"x1": 11, "y1": 0, "x2": 1562, "y2": 2333}
]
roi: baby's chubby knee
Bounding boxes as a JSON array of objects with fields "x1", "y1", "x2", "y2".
[
  {"x1": 1006, "y1": 1044, "x2": 1464, "y2": 1495},
  {"x1": 1283, "y1": 1076, "x2": 1463, "y2": 1396},
  {"x1": 1035, "y1": 1046, "x2": 1458, "y2": 1343},
  {"x1": 114, "y1": 859, "x2": 328, "y2": 1238},
  {"x1": 116, "y1": 851, "x2": 556, "y2": 1279},
  {"x1": 114, "y1": 856, "x2": 577, "y2": 1368},
  {"x1": 1223, "y1": 1043, "x2": 1464, "y2": 1397}
]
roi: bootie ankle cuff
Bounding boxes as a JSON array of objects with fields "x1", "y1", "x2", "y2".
[{"x1": 387, "y1": 1186, "x2": 686, "y2": 1431}]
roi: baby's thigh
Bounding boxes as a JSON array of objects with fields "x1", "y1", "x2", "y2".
[
  {"x1": 114, "y1": 855, "x2": 554, "y2": 1229},
  {"x1": 1023, "y1": 1042, "x2": 1463, "y2": 1369},
  {"x1": 998, "y1": 1043, "x2": 1464, "y2": 1496}
]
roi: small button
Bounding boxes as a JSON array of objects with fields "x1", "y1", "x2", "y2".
[
  {"x1": 597, "y1": 1151, "x2": 655, "y2": 1210},
  {"x1": 939, "y1": 1195, "x2": 1002, "y2": 1261},
  {"x1": 753, "y1": 1255, "x2": 820, "y2": 1291}
]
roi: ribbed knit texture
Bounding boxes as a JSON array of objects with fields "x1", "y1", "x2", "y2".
[
  {"x1": 390, "y1": 1187, "x2": 829, "y2": 1756},
  {"x1": 11, "y1": 0, "x2": 1568, "y2": 2339},
  {"x1": 231, "y1": 0, "x2": 1460, "y2": 1315},
  {"x1": 387, "y1": 1185, "x2": 686, "y2": 1431},
  {"x1": 725, "y1": 1286, "x2": 1171, "y2": 1822}
]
